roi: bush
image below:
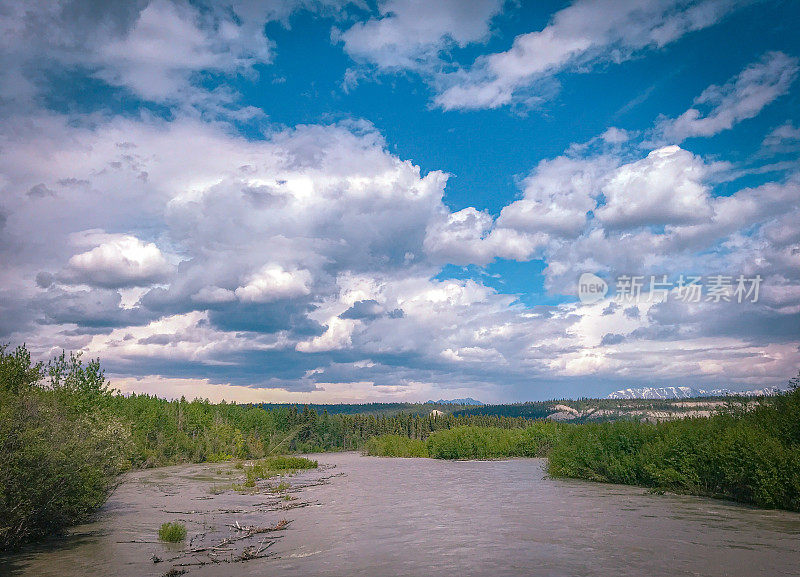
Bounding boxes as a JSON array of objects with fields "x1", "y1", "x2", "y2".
[
  {"x1": 363, "y1": 434, "x2": 429, "y2": 457},
  {"x1": 362, "y1": 424, "x2": 561, "y2": 459},
  {"x1": 0, "y1": 346, "x2": 130, "y2": 551},
  {"x1": 264, "y1": 456, "x2": 318, "y2": 470},
  {"x1": 547, "y1": 384, "x2": 800, "y2": 511},
  {"x1": 158, "y1": 522, "x2": 187, "y2": 543},
  {"x1": 425, "y1": 423, "x2": 560, "y2": 460},
  {"x1": 242, "y1": 456, "x2": 318, "y2": 487}
]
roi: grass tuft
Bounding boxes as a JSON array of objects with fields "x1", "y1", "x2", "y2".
[{"x1": 158, "y1": 522, "x2": 187, "y2": 543}]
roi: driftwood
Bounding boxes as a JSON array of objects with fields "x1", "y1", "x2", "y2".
[
  {"x1": 148, "y1": 463, "x2": 340, "y2": 575},
  {"x1": 157, "y1": 516, "x2": 292, "y2": 573},
  {"x1": 226, "y1": 518, "x2": 291, "y2": 534}
]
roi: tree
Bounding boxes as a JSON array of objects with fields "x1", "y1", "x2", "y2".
[{"x1": 0, "y1": 343, "x2": 43, "y2": 393}]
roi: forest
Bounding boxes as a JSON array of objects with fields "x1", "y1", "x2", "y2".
[{"x1": 2, "y1": 343, "x2": 798, "y2": 552}]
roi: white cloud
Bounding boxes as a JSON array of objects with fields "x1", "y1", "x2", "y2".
[
  {"x1": 596, "y1": 145, "x2": 716, "y2": 228},
  {"x1": 61, "y1": 232, "x2": 173, "y2": 288},
  {"x1": 296, "y1": 316, "x2": 356, "y2": 352},
  {"x1": 497, "y1": 155, "x2": 614, "y2": 236},
  {"x1": 0, "y1": 0, "x2": 329, "y2": 112},
  {"x1": 762, "y1": 121, "x2": 800, "y2": 149},
  {"x1": 656, "y1": 52, "x2": 799, "y2": 142},
  {"x1": 93, "y1": 0, "x2": 268, "y2": 100},
  {"x1": 235, "y1": 265, "x2": 312, "y2": 303},
  {"x1": 338, "y1": 0, "x2": 503, "y2": 72},
  {"x1": 435, "y1": 0, "x2": 742, "y2": 110}
]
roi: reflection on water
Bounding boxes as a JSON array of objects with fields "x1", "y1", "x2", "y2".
[{"x1": 3, "y1": 453, "x2": 799, "y2": 577}]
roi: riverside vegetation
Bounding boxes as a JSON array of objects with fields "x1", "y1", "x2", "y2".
[
  {"x1": 366, "y1": 375, "x2": 800, "y2": 511},
  {"x1": 0, "y1": 344, "x2": 525, "y2": 551},
  {"x1": 1, "y1": 343, "x2": 798, "y2": 551}
]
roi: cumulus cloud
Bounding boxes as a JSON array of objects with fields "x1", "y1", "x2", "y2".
[
  {"x1": 424, "y1": 207, "x2": 541, "y2": 265},
  {"x1": 60, "y1": 232, "x2": 173, "y2": 288},
  {"x1": 656, "y1": 52, "x2": 799, "y2": 142},
  {"x1": 3, "y1": 107, "x2": 798, "y2": 394},
  {"x1": 296, "y1": 316, "x2": 356, "y2": 352},
  {"x1": 1, "y1": 2, "x2": 798, "y2": 399},
  {"x1": 497, "y1": 155, "x2": 614, "y2": 236},
  {"x1": 435, "y1": 0, "x2": 743, "y2": 110},
  {"x1": 235, "y1": 265, "x2": 312, "y2": 303},
  {"x1": 595, "y1": 146, "x2": 717, "y2": 228}
]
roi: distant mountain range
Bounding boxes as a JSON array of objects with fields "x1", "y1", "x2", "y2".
[
  {"x1": 425, "y1": 398, "x2": 484, "y2": 405},
  {"x1": 606, "y1": 386, "x2": 782, "y2": 400}
]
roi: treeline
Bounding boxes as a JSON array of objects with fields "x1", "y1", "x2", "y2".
[
  {"x1": 256, "y1": 402, "x2": 468, "y2": 416},
  {"x1": 451, "y1": 397, "x2": 734, "y2": 420},
  {"x1": 364, "y1": 424, "x2": 561, "y2": 459},
  {"x1": 107, "y1": 395, "x2": 534, "y2": 466}
]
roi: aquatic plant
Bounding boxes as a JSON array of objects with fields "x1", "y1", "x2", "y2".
[{"x1": 158, "y1": 522, "x2": 187, "y2": 543}]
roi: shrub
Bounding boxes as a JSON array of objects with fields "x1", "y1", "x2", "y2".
[
  {"x1": 0, "y1": 345, "x2": 130, "y2": 551},
  {"x1": 363, "y1": 434, "x2": 429, "y2": 457},
  {"x1": 158, "y1": 522, "x2": 187, "y2": 543},
  {"x1": 547, "y1": 384, "x2": 800, "y2": 511},
  {"x1": 264, "y1": 456, "x2": 318, "y2": 470},
  {"x1": 425, "y1": 423, "x2": 561, "y2": 460},
  {"x1": 242, "y1": 456, "x2": 318, "y2": 487}
]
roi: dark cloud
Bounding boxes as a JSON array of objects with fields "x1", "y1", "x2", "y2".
[
  {"x1": 624, "y1": 306, "x2": 640, "y2": 319},
  {"x1": 27, "y1": 183, "x2": 56, "y2": 198},
  {"x1": 602, "y1": 302, "x2": 619, "y2": 315},
  {"x1": 600, "y1": 333, "x2": 625, "y2": 345},
  {"x1": 35, "y1": 272, "x2": 54, "y2": 288},
  {"x1": 34, "y1": 286, "x2": 153, "y2": 330},
  {"x1": 208, "y1": 302, "x2": 323, "y2": 337},
  {"x1": 339, "y1": 299, "x2": 383, "y2": 320}
]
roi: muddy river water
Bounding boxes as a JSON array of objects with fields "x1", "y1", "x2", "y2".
[{"x1": 3, "y1": 452, "x2": 800, "y2": 576}]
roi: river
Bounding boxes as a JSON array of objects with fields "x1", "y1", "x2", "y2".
[{"x1": 2, "y1": 452, "x2": 799, "y2": 576}]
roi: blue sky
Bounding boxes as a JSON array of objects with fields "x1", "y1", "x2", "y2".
[{"x1": 0, "y1": 0, "x2": 799, "y2": 402}]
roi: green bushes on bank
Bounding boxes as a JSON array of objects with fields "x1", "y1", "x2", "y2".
[
  {"x1": 363, "y1": 434, "x2": 429, "y2": 457},
  {"x1": 548, "y1": 385, "x2": 800, "y2": 510},
  {"x1": 264, "y1": 455, "x2": 318, "y2": 470},
  {"x1": 365, "y1": 382, "x2": 800, "y2": 512},
  {"x1": 242, "y1": 456, "x2": 319, "y2": 487},
  {"x1": 365, "y1": 422, "x2": 561, "y2": 460},
  {"x1": 425, "y1": 425, "x2": 551, "y2": 459},
  {"x1": 0, "y1": 345, "x2": 130, "y2": 551}
]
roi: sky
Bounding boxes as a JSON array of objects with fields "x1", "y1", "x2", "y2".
[{"x1": 0, "y1": 0, "x2": 798, "y2": 403}]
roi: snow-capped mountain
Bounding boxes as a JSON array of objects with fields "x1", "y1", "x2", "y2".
[
  {"x1": 734, "y1": 386, "x2": 784, "y2": 397},
  {"x1": 606, "y1": 386, "x2": 782, "y2": 399},
  {"x1": 425, "y1": 398, "x2": 484, "y2": 405}
]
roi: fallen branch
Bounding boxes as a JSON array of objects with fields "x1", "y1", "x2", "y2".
[{"x1": 225, "y1": 518, "x2": 291, "y2": 535}]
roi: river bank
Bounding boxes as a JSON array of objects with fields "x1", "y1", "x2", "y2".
[{"x1": 3, "y1": 453, "x2": 800, "y2": 577}]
